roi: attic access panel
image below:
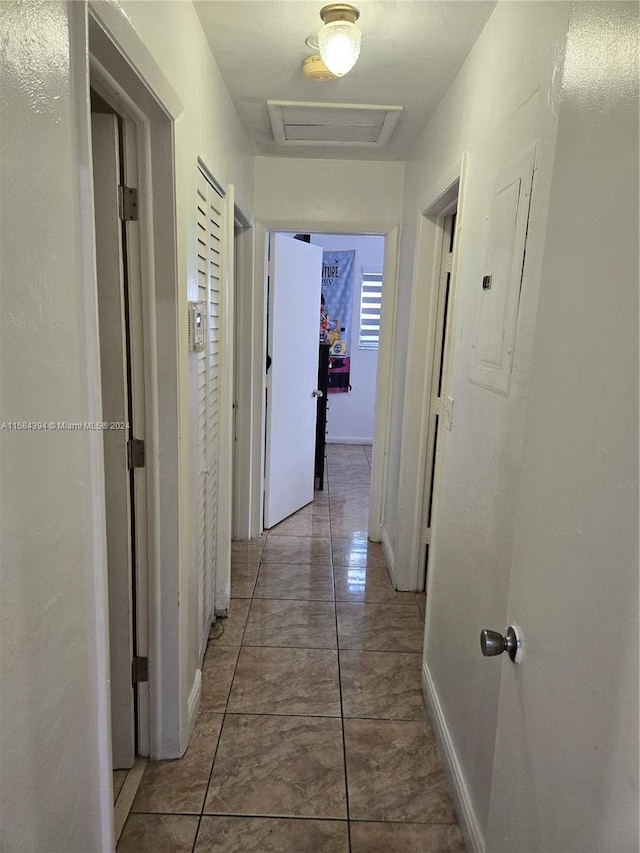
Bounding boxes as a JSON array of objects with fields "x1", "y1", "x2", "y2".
[{"x1": 268, "y1": 100, "x2": 402, "y2": 147}]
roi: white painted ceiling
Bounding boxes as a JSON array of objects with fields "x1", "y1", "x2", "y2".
[{"x1": 194, "y1": 0, "x2": 496, "y2": 161}]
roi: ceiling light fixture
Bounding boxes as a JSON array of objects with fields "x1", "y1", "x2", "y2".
[{"x1": 316, "y1": 4, "x2": 361, "y2": 78}]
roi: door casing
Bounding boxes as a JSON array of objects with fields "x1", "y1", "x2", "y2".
[
  {"x1": 394, "y1": 157, "x2": 466, "y2": 592},
  {"x1": 89, "y1": 4, "x2": 183, "y2": 761}
]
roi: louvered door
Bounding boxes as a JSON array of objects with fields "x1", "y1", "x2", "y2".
[{"x1": 196, "y1": 169, "x2": 223, "y2": 659}]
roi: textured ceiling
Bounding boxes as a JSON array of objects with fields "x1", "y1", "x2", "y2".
[{"x1": 194, "y1": 1, "x2": 496, "y2": 161}]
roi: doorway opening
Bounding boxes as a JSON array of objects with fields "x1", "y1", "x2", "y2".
[
  {"x1": 263, "y1": 230, "x2": 387, "y2": 537},
  {"x1": 394, "y1": 166, "x2": 463, "y2": 596},
  {"x1": 420, "y1": 210, "x2": 457, "y2": 588},
  {"x1": 90, "y1": 86, "x2": 150, "y2": 833}
]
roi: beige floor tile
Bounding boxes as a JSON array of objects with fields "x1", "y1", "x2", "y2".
[
  {"x1": 209, "y1": 599, "x2": 250, "y2": 645},
  {"x1": 268, "y1": 510, "x2": 331, "y2": 537},
  {"x1": 201, "y1": 646, "x2": 240, "y2": 712},
  {"x1": 350, "y1": 821, "x2": 465, "y2": 853},
  {"x1": 332, "y1": 536, "x2": 387, "y2": 568},
  {"x1": 336, "y1": 601, "x2": 424, "y2": 653},
  {"x1": 311, "y1": 490, "x2": 330, "y2": 505},
  {"x1": 231, "y1": 563, "x2": 259, "y2": 598},
  {"x1": 334, "y1": 566, "x2": 417, "y2": 604},
  {"x1": 327, "y1": 473, "x2": 371, "y2": 489},
  {"x1": 132, "y1": 710, "x2": 223, "y2": 813},
  {"x1": 329, "y1": 490, "x2": 371, "y2": 508},
  {"x1": 195, "y1": 817, "x2": 349, "y2": 852},
  {"x1": 243, "y1": 599, "x2": 337, "y2": 648},
  {"x1": 117, "y1": 814, "x2": 199, "y2": 853},
  {"x1": 228, "y1": 647, "x2": 340, "y2": 716},
  {"x1": 344, "y1": 718, "x2": 456, "y2": 823},
  {"x1": 329, "y1": 502, "x2": 370, "y2": 520},
  {"x1": 329, "y1": 504, "x2": 370, "y2": 523},
  {"x1": 337, "y1": 602, "x2": 424, "y2": 652},
  {"x1": 329, "y1": 517, "x2": 370, "y2": 538},
  {"x1": 340, "y1": 651, "x2": 426, "y2": 720},
  {"x1": 204, "y1": 714, "x2": 347, "y2": 818},
  {"x1": 261, "y1": 534, "x2": 332, "y2": 565},
  {"x1": 327, "y1": 444, "x2": 367, "y2": 465},
  {"x1": 254, "y1": 562, "x2": 334, "y2": 601},
  {"x1": 231, "y1": 539, "x2": 265, "y2": 560}
]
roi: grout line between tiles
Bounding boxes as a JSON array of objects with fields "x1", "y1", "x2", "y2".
[
  {"x1": 327, "y1": 458, "x2": 353, "y2": 853},
  {"x1": 192, "y1": 625, "x2": 246, "y2": 853}
]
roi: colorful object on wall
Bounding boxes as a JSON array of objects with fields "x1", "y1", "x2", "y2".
[{"x1": 321, "y1": 250, "x2": 354, "y2": 393}]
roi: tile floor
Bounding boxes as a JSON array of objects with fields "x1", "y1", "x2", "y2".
[{"x1": 117, "y1": 444, "x2": 464, "y2": 852}]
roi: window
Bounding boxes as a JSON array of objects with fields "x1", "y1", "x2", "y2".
[{"x1": 358, "y1": 270, "x2": 383, "y2": 349}]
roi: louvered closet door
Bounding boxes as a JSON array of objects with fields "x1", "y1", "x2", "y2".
[{"x1": 196, "y1": 170, "x2": 223, "y2": 659}]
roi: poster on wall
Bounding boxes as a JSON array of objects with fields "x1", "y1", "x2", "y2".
[{"x1": 320, "y1": 250, "x2": 355, "y2": 393}]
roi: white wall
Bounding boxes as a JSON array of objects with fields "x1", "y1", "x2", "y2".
[
  {"x1": 392, "y1": 0, "x2": 572, "y2": 842},
  {"x1": 311, "y1": 234, "x2": 385, "y2": 444},
  {"x1": 254, "y1": 157, "x2": 404, "y2": 230},
  {"x1": 0, "y1": 3, "x2": 114, "y2": 849},
  {"x1": 0, "y1": 0, "x2": 254, "y2": 849}
]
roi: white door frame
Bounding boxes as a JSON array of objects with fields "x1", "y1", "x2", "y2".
[
  {"x1": 231, "y1": 198, "x2": 256, "y2": 540},
  {"x1": 91, "y1": 110, "x2": 140, "y2": 769},
  {"x1": 394, "y1": 157, "x2": 467, "y2": 591},
  {"x1": 238, "y1": 218, "x2": 400, "y2": 543},
  {"x1": 216, "y1": 184, "x2": 253, "y2": 610},
  {"x1": 88, "y1": 4, "x2": 184, "y2": 760}
]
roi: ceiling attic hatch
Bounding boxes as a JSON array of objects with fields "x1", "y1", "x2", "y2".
[{"x1": 267, "y1": 100, "x2": 402, "y2": 147}]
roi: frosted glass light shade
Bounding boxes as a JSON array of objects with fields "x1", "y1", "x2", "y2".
[{"x1": 318, "y1": 20, "x2": 361, "y2": 77}]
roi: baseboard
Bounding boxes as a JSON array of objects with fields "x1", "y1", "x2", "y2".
[
  {"x1": 381, "y1": 525, "x2": 395, "y2": 575},
  {"x1": 422, "y1": 663, "x2": 485, "y2": 853},
  {"x1": 327, "y1": 437, "x2": 373, "y2": 445},
  {"x1": 187, "y1": 667, "x2": 202, "y2": 741}
]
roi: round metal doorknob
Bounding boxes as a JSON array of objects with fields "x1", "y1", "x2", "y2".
[
  {"x1": 480, "y1": 626, "x2": 520, "y2": 662},
  {"x1": 312, "y1": 389, "x2": 324, "y2": 398}
]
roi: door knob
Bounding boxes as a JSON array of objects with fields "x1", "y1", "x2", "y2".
[
  {"x1": 480, "y1": 626, "x2": 521, "y2": 663},
  {"x1": 312, "y1": 389, "x2": 324, "y2": 398}
]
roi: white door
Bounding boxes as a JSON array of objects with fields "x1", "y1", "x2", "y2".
[
  {"x1": 264, "y1": 235, "x2": 323, "y2": 528},
  {"x1": 92, "y1": 113, "x2": 135, "y2": 769},
  {"x1": 196, "y1": 168, "x2": 224, "y2": 657},
  {"x1": 485, "y1": 293, "x2": 638, "y2": 852},
  {"x1": 485, "y1": 37, "x2": 638, "y2": 847}
]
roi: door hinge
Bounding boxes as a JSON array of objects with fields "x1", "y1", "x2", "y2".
[
  {"x1": 422, "y1": 527, "x2": 432, "y2": 545},
  {"x1": 431, "y1": 395, "x2": 454, "y2": 431},
  {"x1": 132, "y1": 656, "x2": 148, "y2": 685},
  {"x1": 127, "y1": 438, "x2": 145, "y2": 469},
  {"x1": 442, "y1": 252, "x2": 453, "y2": 274},
  {"x1": 119, "y1": 185, "x2": 138, "y2": 221}
]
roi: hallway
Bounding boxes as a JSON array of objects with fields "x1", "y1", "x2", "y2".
[{"x1": 117, "y1": 444, "x2": 464, "y2": 852}]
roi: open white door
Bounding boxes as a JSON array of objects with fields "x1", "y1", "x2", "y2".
[
  {"x1": 92, "y1": 113, "x2": 135, "y2": 769},
  {"x1": 265, "y1": 234, "x2": 322, "y2": 528}
]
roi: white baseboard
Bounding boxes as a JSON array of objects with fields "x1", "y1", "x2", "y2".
[
  {"x1": 381, "y1": 525, "x2": 395, "y2": 574},
  {"x1": 422, "y1": 663, "x2": 485, "y2": 853},
  {"x1": 327, "y1": 437, "x2": 373, "y2": 445},
  {"x1": 186, "y1": 667, "x2": 202, "y2": 744}
]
